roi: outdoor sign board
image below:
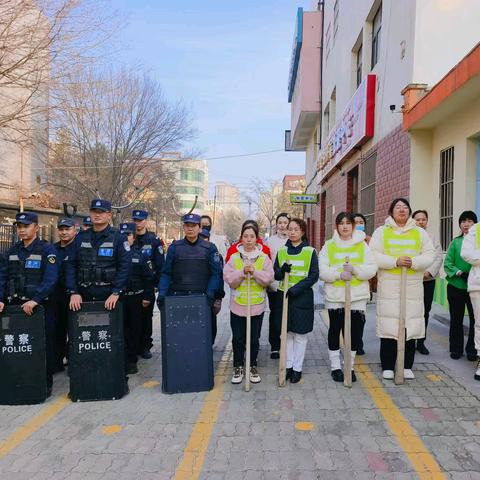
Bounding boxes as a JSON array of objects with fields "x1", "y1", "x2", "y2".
[
  {"x1": 317, "y1": 74, "x2": 376, "y2": 182},
  {"x1": 290, "y1": 194, "x2": 319, "y2": 204}
]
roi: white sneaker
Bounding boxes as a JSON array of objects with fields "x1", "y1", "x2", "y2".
[
  {"x1": 249, "y1": 366, "x2": 261, "y2": 383},
  {"x1": 474, "y1": 360, "x2": 480, "y2": 381},
  {"x1": 404, "y1": 369, "x2": 415, "y2": 379},
  {"x1": 231, "y1": 367, "x2": 244, "y2": 384},
  {"x1": 382, "y1": 370, "x2": 394, "y2": 380}
]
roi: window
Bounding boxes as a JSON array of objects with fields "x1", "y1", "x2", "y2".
[
  {"x1": 347, "y1": 166, "x2": 359, "y2": 213},
  {"x1": 356, "y1": 44, "x2": 363, "y2": 87},
  {"x1": 333, "y1": 0, "x2": 339, "y2": 40},
  {"x1": 175, "y1": 186, "x2": 202, "y2": 195},
  {"x1": 371, "y1": 4, "x2": 382, "y2": 68},
  {"x1": 360, "y1": 152, "x2": 376, "y2": 235},
  {"x1": 440, "y1": 147, "x2": 454, "y2": 251},
  {"x1": 322, "y1": 103, "x2": 330, "y2": 142},
  {"x1": 180, "y1": 168, "x2": 204, "y2": 183}
]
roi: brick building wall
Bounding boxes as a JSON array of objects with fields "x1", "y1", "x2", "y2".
[{"x1": 374, "y1": 125, "x2": 411, "y2": 227}]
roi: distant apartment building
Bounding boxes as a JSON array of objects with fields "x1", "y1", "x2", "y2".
[
  {"x1": 283, "y1": 175, "x2": 305, "y2": 193},
  {"x1": 215, "y1": 181, "x2": 241, "y2": 211},
  {"x1": 286, "y1": 0, "x2": 480, "y2": 252},
  {"x1": 171, "y1": 158, "x2": 209, "y2": 212}
]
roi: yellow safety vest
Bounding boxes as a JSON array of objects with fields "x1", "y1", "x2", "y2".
[
  {"x1": 326, "y1": 239, "x2": 364, "y2": 287},
  {"x1": 278, "y1": 246, "x2": 314, "y2": 291},
  {"x1": 232, "y1": 253, "x2": 267, "y2": 305},
  {"x1": 475, "y1": 224, "x2": 480, "y2": 249},
  {"x1": 383, "y1": 227, "x2": 421, "y2": 275}
]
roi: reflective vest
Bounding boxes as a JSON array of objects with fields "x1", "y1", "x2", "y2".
[
  {"x1": 171, "y1": 239, "x2": 210, "y2": 293},
  {"x1": 475, "y1": 224, "x2": 480, "y2": 249},
  {"x1": 326, "y1": 239, "x2": 364, "y2": 287},
  {"x1": 7, "y1": 240, "x2": 46, "y2": 300},
  {"x1": 277, "y1": 246, "x2": 314, "y2": 291},
  {"x1": 232, "y1": 252, "x2": 266, "y2": 305},
  {"x1": 77, "y1": 229, "x2": 117, "y2": 287},
  {"x1": 383, "y1": 227, "x2": 421, "y2": 275}
]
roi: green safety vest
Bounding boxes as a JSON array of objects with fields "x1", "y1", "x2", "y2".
[
  {"x1": 277, "y1": 246, "x2": 314, "y2": 291},
  {"x1": 232, "y1": 253, "x2": 267, "y2": 305},
  {"x1": 383, "y1": 227, "x2": 421, "y2": 275},
  {"x1": 475, "y1": 224, "x2": 480, "y2": 249},
  {"x1": 326, "y1": 239, "x2": 364, "y2": 287}
]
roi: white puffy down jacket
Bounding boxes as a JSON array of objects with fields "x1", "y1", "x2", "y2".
[
  {"x1": 460, "y1": 223, "x2": 480, "y2": 292},
  {"x1": 370, "y1": 217, "x2": 435, "y2": 341},
  {"x1": 318, "y1": 230, "x2": 377, "y2": 310}
]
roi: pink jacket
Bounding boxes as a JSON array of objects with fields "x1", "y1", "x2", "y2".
[{"x1": 223, "y1": 248, "x2": 274, "y2": 317}]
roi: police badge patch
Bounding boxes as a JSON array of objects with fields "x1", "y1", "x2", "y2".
[
  {"x1": 158, "y1": 245, "x2": 164, "y2": 254},
  {"x1": 214, "y1": 252, "x2": 220, "y2": 263},
  {"x1": 47, "y1": 254, "x2": 56, "y2": 264},
  {"x1": 123, "y1": 241, "x2": 131, "y2": 252}
]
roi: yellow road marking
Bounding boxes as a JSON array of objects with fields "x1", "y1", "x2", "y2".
[
  {"x1": 102, "y1": 425, "x2": 123, "y2": 435},
  {"x1": 295, "y1": 422, "x2": 315, "y2": 431},
  {"x1": 426, "y1": 374, "x2": 442, "y2": 382},
  {"x1": 0, "y1": 394, "x2": 70, "y2": 459},
  {"x1": 174, "y1": 340, "x2": 233, "y2": 480},
  {"x1": 142, "y1": 380, "x2": 160, "y2": 388},
  {"x1": 356, "y1": 362, "x2": 446, "y2": 479}
]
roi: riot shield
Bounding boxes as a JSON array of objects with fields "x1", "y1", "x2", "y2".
[
  {"x1": 68, "y1": 301, "x2": 126, "y2": 401},
  {"x1": 161, "y1": 295, "x2": 213, "y2": 394},
  {"x1": 0, "y1": 305, "x2": 47, "y2": 405}
]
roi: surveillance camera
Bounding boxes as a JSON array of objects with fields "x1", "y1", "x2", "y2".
[{"x1": 389, "y1": 104, "x2": 396, "y2": 112}]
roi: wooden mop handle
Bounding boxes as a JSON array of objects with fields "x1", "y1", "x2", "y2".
[
  {"x1": 343, "y1": 256, "x2": 352, "y2": 388},
  {"x1": 394, "y1": 266, "x2": 407, "y2": 385},
  {"x1": 245, "y1": 273, "x2": 251, "y2": 392},
  {"x1": 278, "y1": 264, "x2": 290, "y2": 387}
]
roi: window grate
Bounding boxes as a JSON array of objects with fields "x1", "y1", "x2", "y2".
[
  {"x1": 439, "y1": 146, "x2": 454, "y2": 251},
  {"x1": 360, "y1": 152, "x2": 377, "y2": 235}
]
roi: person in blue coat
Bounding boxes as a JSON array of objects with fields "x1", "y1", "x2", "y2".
[
  {"x1": 66, "y1": 199, "x2": 132, "y2": 311},
  {"x1": 131, "y1": 209, "x2": 165, "y2": 359},
  {"x1": 120, "y1": 222, "x2": 155, "y2": 374},
  {"x1": 53, "y1": 217, "x2": 77, "y2": 372},
  {"x1": 157, "y1": 213, "x2": 222, "y2": 308},
  {"x1": 0, "y1": 211, "x2": 59, "y2": 396}
]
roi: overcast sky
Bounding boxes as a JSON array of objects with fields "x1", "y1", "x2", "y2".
[{"x1": 115, "y1": 0, "x2": 311, "y2": 196}]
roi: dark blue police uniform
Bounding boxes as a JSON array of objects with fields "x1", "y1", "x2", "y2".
[
  {"x1": 157, "y1": 214, "x2": 222, "y2": 303},
  {"x1": 66, "y1": 207, "x2": 131, "y2": 301},
  {"x1": 53, "y1": 218, "x2": 77, "y2": 371},
  {"x1": 120, "y1": 223, "x2": 154, "y2": 372},
  {"x1": 132, "y1": 210, "x2": 165, "y2": 357},
  {"x1": 0, "y1": 212, "x2": 59, "y2": 392}
]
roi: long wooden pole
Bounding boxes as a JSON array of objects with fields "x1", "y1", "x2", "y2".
[
  {"x1": 394, "y1": 267, "x2": 407, "y2": 385},
  {"x1": 245, "y1": 273, "x2": 251, "y2": 392},
  {"x1": 278, "y1": 270, "x2": 290, "y2": 387},
  {"x1": 343, "y1": 257, "x2": 352, "y2": 388}
]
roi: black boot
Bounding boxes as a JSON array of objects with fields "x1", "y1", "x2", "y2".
[
  {"x1": 286, "y1": 368, "x2": 293, "y2": 380},
  {"x1": 416, "y1": 341, "x2": 429, "y2": 355},
  {"x1": 331, "y1": 369, "x2": 344, "y2": 382},
  {"x1": 290, "y1": 370, "x2": 302, "y2": 383}
]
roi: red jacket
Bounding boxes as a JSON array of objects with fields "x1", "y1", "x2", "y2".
[{"x1": 225, "y1": 238, "x2": 271, "y2": 262}]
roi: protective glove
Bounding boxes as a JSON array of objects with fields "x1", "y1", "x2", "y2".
[
  {"x1": 343, "y1": 263, "x2": 354, "y2": 273},
  {"x1": 281, "y1": 263, "x2": 292, "y2": 273},
  {"x1": 212, "y1": 299, "x2": 222, "y2": 315},
  {"x1": 340, "y1": 271, "x2": 353, "y2": 281}
]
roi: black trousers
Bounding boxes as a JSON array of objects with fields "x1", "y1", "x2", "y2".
[
  {"x1": 138, "y1": 301, "x2": 154, "y2": 353},
  {"x1": 53, "y1": 294, "x2": 69, "y2": 369},
  {"x1": 357, "y1": 312, "x2": 367, "y2": 351},
  {"x1": 447, "y1": 283, "x2": 476, "y2": 356},
  {"x1": 418, "y1": 280, "x2": 435, "y2": 344},
  {"x1": 211, "y1": 311, "x2": 217, "y2": 345},
  {"x1": 230, "y1": 312, "x2": 264, "y2": 368},
  {"x1": 267, "y1": 291, "x2": 282, "y2": 352},
  {"x1": 380, "y1": 337, "x2": 415, "y2": 370},
  {"x1": 124, "y1": 294, "x2": 144, "y2": 364},
  {"x1": 327, "y1": 309, "x2": 364, "y2": 351}
]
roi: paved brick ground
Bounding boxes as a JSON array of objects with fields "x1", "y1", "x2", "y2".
[{"x1": 0, "y1": 300, "x2": 479, "y2": 479}]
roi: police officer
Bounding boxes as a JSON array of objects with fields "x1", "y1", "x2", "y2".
[
  {"x1": 82, "y1": 216, "x2": 93, "y2": 231},
  {"x1": 157, "y1": 213, "x2": 222, "y2": 312},
  {"x1": 53, "y1": 217, "x2": 77, "y2": 372},
  {"x1": 67, "y1": 199, "x2": 131, "y2": 311},
  {"x1": 0, "y1": 212, "x2": 59, "y2": 396},
  {"x1": 120, "y1": 222, "x2": 154, "y2": 374},
  {"x1": 132, "y1": 209, "x2": 165, "y2": 359}
]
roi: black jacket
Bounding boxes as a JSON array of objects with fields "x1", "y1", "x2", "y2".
[{"x1": 274, "y1": 240, "x2": 319, "y2": 334}]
